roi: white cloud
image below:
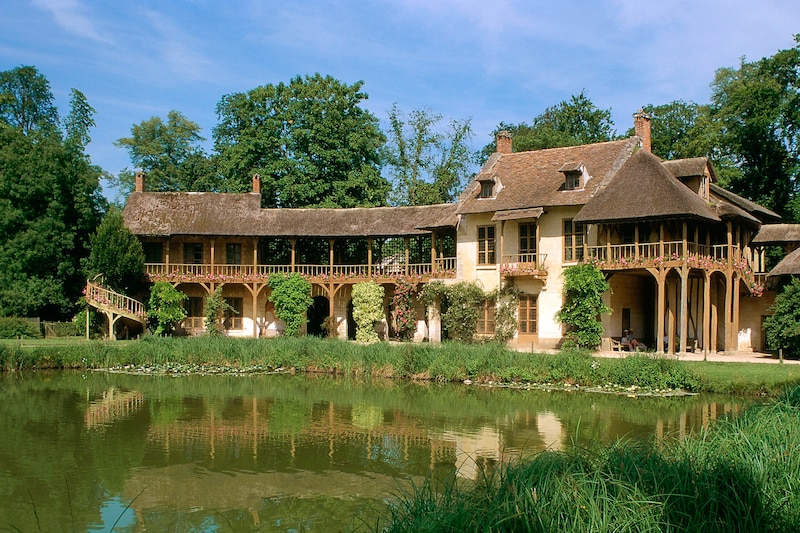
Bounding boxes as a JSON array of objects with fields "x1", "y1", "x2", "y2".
[{"x1": 31, "y1": 0, "x2": 111, "y2": 43}]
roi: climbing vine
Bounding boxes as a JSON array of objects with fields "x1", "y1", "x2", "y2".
[
  {"x1": 204, "y1": 286, "x2": 236, "y2": 336},
  {"x1": 267, "y1": 273, "x2": 313, "y2": 337},
  {"x1": 421, "y1": 280, "x2": 485, "y2": 343},
  {"x1": 487, "y1": 282, "x2": 521, "y2": 344},
  {"x1": 352, "y1": 281, "x2": 385, "y2": 343},
  {"x1": 556, "y1": 264, "x2": 611, "y2": 349},
  {"x1": 147, "y1": 281, "x2": 187, "y2": 336},
  {"x1": 391, "y1": 277, "x2": 417, "y2": 341}
]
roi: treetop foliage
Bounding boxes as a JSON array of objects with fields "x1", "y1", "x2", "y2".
[{"x1": 213, "y1": 73, "x2": 389, "y2": 208}]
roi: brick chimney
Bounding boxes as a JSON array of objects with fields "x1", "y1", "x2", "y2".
[
  {"x1": 135, "y1": 171, "x2": 145, "y2": 192},
  {"x1": 252, "y1": 173, "x2": 261, "y2": 194},
  {"x1": 496, "y1": 130, "x2": 513, "y2": 154},
  {"x1": 633, "y1": 110, "x2": 652, "y2": 152}
]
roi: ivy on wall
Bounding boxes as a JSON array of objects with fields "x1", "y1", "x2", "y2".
[
  {"x1": 391, "y1": 277, "x2": 417, "y2": 341},
  {"x1": 352, "y1": 281, "x2": 385, "y2": 343},
  {"x1": 421, "y1": 280, "x2": 485, "y2": 343},
  {"x1": 267, "y1": 273, "x2": 313, "y2": 337}
]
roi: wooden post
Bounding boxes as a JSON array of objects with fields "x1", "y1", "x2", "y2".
[
  {"x1": 656, "y1": 270, "x2": 665, "y2": 354},
  {"x1": 703, "y1": 271, "x2": 711, "y2": 360}
]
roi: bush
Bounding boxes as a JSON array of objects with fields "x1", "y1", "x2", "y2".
[
  {"x1": 0, "y1": 317, "x2": 42, "y2": 339},
  {"x1": 556, "y1": 264, "x2": 611, "y2": 349},
  {"x1": 352, "y1": 281, "x2": 385, "y2": 343}
]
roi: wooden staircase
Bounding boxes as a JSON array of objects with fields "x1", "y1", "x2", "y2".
[{"x1": 85, "y1": 279, "x2": 147, "y2": 340}]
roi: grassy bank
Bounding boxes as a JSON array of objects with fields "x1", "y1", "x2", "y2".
[
  {"x1": 379, "y1": 386, "x2": 800, "y2": 533},
  {"x1": 1, "y1": 336, "x2": 799, "y2": 396}
]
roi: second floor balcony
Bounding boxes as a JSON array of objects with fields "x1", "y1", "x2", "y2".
[
  {"x1": 145, "y1": 257, "x2": 457, "y2": 285},
  {"x1": 499, "y1": 253, "x2": 548, "y2": 279}
]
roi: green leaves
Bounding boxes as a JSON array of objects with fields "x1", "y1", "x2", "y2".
[
  {"x1": 147, "y1": 281, "x2": 187, "y2": 336},
  {"x1": 764, "y1": 278, "x2": 800, "y2": 355},
  {"x1": 267, "y1": 272, "x2": 313, "y2": 337},
  {"x1": 85, "y1": 207, "x2": 144, "y2": 295},
  {"x1": 556, "y1": 264, "x2": 611, "y2": 349},
  {"x1": 352, "y1": 280, "x2": 385, "y2": 343},
  {"x1": 214, "y1": 73, "x2": 389, "y2": 207}
]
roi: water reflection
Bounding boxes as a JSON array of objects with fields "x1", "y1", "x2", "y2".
[{"x1": 0, "y1": 371, "x2": 752, "y2": 532}]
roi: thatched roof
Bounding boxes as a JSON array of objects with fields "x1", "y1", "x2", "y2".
[
  {"x1": 709, "y1": 185, "x2": 781, "y2": 223},
  {"x1": 574, "y1": 149, "x2": 720, "y2": 224},
  {"x1": 457, "y1": 137, "x2": 639, "y2": 215},
  {"x1": 768, "y1": 247, "x2": 800, "y2": 276},
  {"x1": 123, "y1": 192, "x2": 458, "y2": 238},
  {"x1": 752, "y1": 224, "x2": 800, "y2": 245},
  {"x1": 661, "y1": 157, "x2": 716, "y2": 182}
]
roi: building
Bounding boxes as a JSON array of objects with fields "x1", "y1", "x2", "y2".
[{"x1": 119, "y1": 113, "x2": 781, "y2": 354}]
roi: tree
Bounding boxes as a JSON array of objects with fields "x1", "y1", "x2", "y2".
[
  {"x1": 84, "y1": 207, "x2": 144, "y2": 295},
  {"x1": 352, "y1": 281, "x2": 385, "y2": 343},
  {"x1": 710, "y1": 36, "x2": 800, "y2": 220},
  {"x1": 556, "y1": 264, "x2": 611, "y2": 349},
  {"x1": 0, "y1": 76, "x2": 105, "y2": 319},
  {"x1": 204, "y1": 285, "x2": 235, "y2": 336},
  {"x1": 114, "y1": 110, "x2": 217, "y2": 194},
  {"x1": 63, "y1": 89, "x2": 95, "y2": 150},
  {"x1": 267, "y1": 272, "x2": 313, "y2": 337},
  {"x1": 384, "y1": 104, "x2": 474, "y2": 205},
  {"x1": 147, "y1": 281, "x2": 187, "y2": 336},
  {"x1": 764, "y1": 278, "x2": 800, "y2": 357},
  {"x1": 213, "y1": 73, "x2": 389, "y2": 207},
  {"x1": 0, "y1": 65, "x2": 59, "y2": 135},
  {"x1": 482, "y1": 91, "x2": 616, "y2": 159}
]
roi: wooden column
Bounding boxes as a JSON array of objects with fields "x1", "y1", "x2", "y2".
[
  {"x1": 667, "y1": 279, "x2": 676, "y2": 354},
  {"x1": 368, "y1": 237, "x2": 374, "y2": 275},
  {"x1": 290, "y1": 239, "x2": 296, "y2": 272},
  {"x1": 656, "y1": 269, "x2": 666, "y2": 353},
  {"x1": 732, "y1": 273, "x2": 741, "y2": 351},
  {"x1": 679, "y1": 266, "x2": 689, "y2": 353},
  {"x1": 404, "y1": 237, "x2": 410, "y2": 276},
  {"x1": 703, "y1": 271, "x2": 711, "y2": 359}
]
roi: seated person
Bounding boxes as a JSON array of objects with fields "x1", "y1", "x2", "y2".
[{"x1": 621, "y1": 329, "x2": 646, "y2": 351}]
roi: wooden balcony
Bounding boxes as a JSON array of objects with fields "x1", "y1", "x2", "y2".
[
  {"x1": 499, "y1": 253, "x2": 548, "y2": 279},
  {"x1": 585, "y1": 241, "x2": 740, "y2": 272},
  {"x1": 145, "y1": 257, "x2": 457, "y2": 284}
]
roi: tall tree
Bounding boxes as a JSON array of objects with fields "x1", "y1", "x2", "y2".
[
  {"x1": 0, "y1": 66, "x2": 104, "y2": 319},
  {"x1": 482, "y1": 91, "x2": 616, "y2": 159},
  {"x1": 710, "y1": 36, "x2": 800, "y2": 220},
  {"x1": 213, "y1": 73, "x2": 389, "y2": 207},
  {"x1": 114, "y1": 110, "x2": 216, "y2": 194},
  {"x1": 84, "y1": 207, "x2": 144, "y2": 295},
  {"x1": 384, "y1": 104, "x2": 474, "y2": 205},
  {"x1": 626, "y1": 101, "x2": 741, "y2": 186},
  {"x1": 63, "y1": 89, "x2": 95, "y2": 149},
  {"x1": 0, "y1": 65, "x2": 59, "y2": 135}
]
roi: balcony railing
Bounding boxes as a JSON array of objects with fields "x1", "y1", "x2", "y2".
[
  {"x1": 499, "y1": 253, "x2": 548, "y2": 277},
  {"x1": 145, "y1": 258, "x2": 457, "y2": 284},
  {"x1": 586, "y1": 242, "x2": 742, "y2": 272}
]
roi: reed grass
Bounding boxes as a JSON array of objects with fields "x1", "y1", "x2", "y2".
[
  {"x1": 2, "y1": 336, "x2": 799, "y2": 396},
  {"x1": 379, "y1": 387, "x2": 800, "y2": 532}
]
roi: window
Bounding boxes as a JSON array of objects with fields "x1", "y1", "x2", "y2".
[
  {"x1": 518, "y1": 294, "x2": 538, "y2": 334},
  {"x1": 477, "y1": 300, "x2": 496, "y2": 335},
  {"x1": 143, "y1": 242, "x2": 163, "y2": 263},
  {"x1": 478, "y1": 225, "x2": 496, "y2": 264},
  {"x1": 185, "y1": 297, "x2": 203, "y2": 317},
  {"x1": 226, "y1": 243, "x2": 242, "y2": 265},
  {"x1": 183, "y1": 243, "x2": 203, "y2": 264},
  {"x1": 224, "y1": 297, "x2": 244, "y2": 329},
  {"x1": 479, "y1": 180, "x2": 495, "y2": 198},
  {"x1": 563, "y1": 219, "x2": 585, "y2": 262},
  {"x1": 519, "y1": 223, "x2": 537, "y2": 262},
  {"x1": 565, "y1": 172, "x2": 581, "y2": 190}
]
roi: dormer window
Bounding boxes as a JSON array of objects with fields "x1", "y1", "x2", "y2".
[
  {"x1": 560, "y1": 162, "x2": 590, "y2": 191},
  {"x1": 477, "y1": 176, "x2": 501, "y2": 199},
  {"x1": 480, "y1": 180, "x2": 494, "y2": 198}
]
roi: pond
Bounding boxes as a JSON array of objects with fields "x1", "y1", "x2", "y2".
[{"x1": 0, "y1": 370, "x2": 752, "y2": 532}]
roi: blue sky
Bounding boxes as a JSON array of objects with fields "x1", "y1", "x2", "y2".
[{"x1": 2, "y1": 1, "x2": 799, "y2": 201}]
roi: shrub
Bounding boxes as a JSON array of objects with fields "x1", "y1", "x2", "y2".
[
  {"x1": 556, "y1": 264, "x2": 611, "y2": 349},
  {"x1": 391, "y1": 277, "x2": 417, "y2": 341},
  {"x1": 422, "y1": 280, "x2": 485, "y2": 343},
  {"x1": 0, "y1": 317, "x2": 42, "y2": 339},
  {"x1": 268, "y1": 273, "x2": 313, "y2": 337},
  {"x1": 147, "y1": 281, "x2": 187, "y2": 336},
  {"x1": 352, "y1": 281, "x2": 385, "y2": 343}
]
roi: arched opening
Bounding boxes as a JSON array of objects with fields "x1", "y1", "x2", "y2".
[{"x1": 307, "y1": 295, "x2": 329, "y2": 337}]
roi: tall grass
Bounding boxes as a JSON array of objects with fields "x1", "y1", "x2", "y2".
[
  {"x1": 380, "y1": 387, "x2": 800, "y2": 532},
  {"x1": 2, "y1": 337, "x2": 799, "y2": 396}
]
